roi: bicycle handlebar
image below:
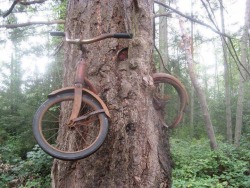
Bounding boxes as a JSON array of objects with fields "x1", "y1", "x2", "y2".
[
  {"x1": 113, "y1": 33, "x2": 133, "y2": 39},
  {"x1": 50, "y1": 31, "x2": 66, "y2": 37},
  {"x1": 50, "y1": 31, "x2": 133, "y2": 44}
]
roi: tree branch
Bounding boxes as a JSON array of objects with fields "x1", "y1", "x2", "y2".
[
  {"x1": 154, "y1": 13, "x2": 172, "y2": 18},
  {"x1": 154, "y1": 44, "x2": 171, "y2": 74},
  {"x1": 2, "y1": 0, "x2": 48, "y2": 18},
  {"x1": 2, "y1": 0, "x2": 20, "y2": 18},
  {"x1": 154, "y1": 0, "x2": 230, "y2": 38},
  {"x1": 19, "y1": 0, "x2": 48, "y2": 6},
  {"x1": 200, "y1": 0, "x2": 249, "y2": 78},
  {"x1": 0, "y1": 20, "x2": 65, "y2": 28},
  {"x1": 154, "y1": 0, "x2": 250, "y2": 77}
]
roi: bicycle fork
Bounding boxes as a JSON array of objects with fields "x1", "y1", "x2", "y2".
[
  {"x1": 68, "y1": 59, "x2": 108, "y2": 125},
  {"x1": 69, "y1": 58, "x2": 86, "y2": 121}
]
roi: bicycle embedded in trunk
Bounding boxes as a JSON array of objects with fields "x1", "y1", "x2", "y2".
[
  {"x1": 32, "y1": 32, "x2": 188, "y2": 161},
  {"x1": 33, "y1": 32, "x2": 132, "y2": 161}
]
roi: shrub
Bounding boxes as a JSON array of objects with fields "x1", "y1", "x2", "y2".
[
  {"x1": 171, "y1": 138, "x2": 250, "y2": 188},
  {"x1": 0, "y1": 145, "x2": 52, "y2": 188}
]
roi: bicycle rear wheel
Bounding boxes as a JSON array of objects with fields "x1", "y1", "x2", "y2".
[
  {"x1": 153, "y1": 73, "x2": 188, "y2": 128},
  {"x1": 32, "y1": 92, "x2": 109, "y2": 160}
]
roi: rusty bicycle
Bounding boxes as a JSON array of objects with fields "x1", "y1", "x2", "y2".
[{"x1": 32, "y1": 32, "x2": 188, "y2": 161}]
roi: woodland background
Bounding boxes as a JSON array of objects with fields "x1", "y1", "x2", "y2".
[{"x1": 0, "y1": 0, "x2": 249, "y2": 187}]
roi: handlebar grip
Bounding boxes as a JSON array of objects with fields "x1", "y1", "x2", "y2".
[
  {"x1": 50, "y1": 31, "x2": 65, "y2": 37},
  {"x1": 113, "y1": 33, "x2": 133, "y2": 39}
]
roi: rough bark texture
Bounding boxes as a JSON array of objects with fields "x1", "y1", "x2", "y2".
[
  {"x1": 51, "y1": 0, "x2": 172, "y2": 187},
  {"x1": 179, "y1": 19, "x2": 217, "y2": 150},
  {"x1": 234, "y1": 0, "x2": 250, "y2": 147}
]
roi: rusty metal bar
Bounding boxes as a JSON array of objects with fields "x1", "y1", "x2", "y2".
[
  {"x1": 75, "y1": 59, "x2": 87, "y2": 85},
  {"x1": 65, "y1": 33, "x2": 132, "y2": 45},
  {"x1": 69, "y1": 84, "x2": 83, "y2": 121},
  {"x1": 72, "y1": 109, "x2": 105, "y2": 123}
]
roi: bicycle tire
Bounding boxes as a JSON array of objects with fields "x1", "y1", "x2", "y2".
[
  {"x1": 153, "y1": 73, "x2": 188, "y2": 128},
  {"x1": 32, "y1": 92, "x2": 109, "y2": 161}
]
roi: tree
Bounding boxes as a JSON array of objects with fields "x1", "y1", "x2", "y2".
[
  {"x1": 234, "y1": 0, "x2": 250, "y2": 147},
  {"x1": 51, "y1": 0, "x2": 172, "y2": 187},
  {"x1": 179, "y1": 18, "x2": 217, "y2": 150},
  {"x1": 158, "y1": 0, "x2": 170, "y2": 73},
  {"x1": 219, "y1": 0, "x2": 233, "y2": 144}
]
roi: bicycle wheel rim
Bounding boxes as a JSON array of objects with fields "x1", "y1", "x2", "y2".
[
  {"x1": 153, "y1": 73, "x2": 188, "y2": 128},
  {"x1": 33, "y1": 92, "x2": 108, "y2": 160}
]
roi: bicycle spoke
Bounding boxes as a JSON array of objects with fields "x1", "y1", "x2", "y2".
[
  {"x1": 45, "y1": 110, "x2": 60, "y2": 120},
  {"x1": 75, "y1": 127, "x2": 89, "y2": 146},
  {"x1": 43, "y1": 127, "x2": 59, "y2": 132},
  {"x1": 42, "y1": 120, "x2": 60, "y2": 123},
  {"x1": 77, "y1": 116, "x2": 98, "y2": 126},
  {"x1": 45, "y1": 129, "x2": 60, "y2": 143}
]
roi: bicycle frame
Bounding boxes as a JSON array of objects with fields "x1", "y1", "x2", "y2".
[
  {"x1": 48, "y1": 58, "x2": 110, "y2": 121},
  {"x1": 48, "y1": 32, "x2": 132, "y2": 124},
  {"x1": 48, "y1": 87, "x2": 110, "y2": 118}
]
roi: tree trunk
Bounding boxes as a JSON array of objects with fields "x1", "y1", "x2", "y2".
[
  {"x1": 190, "y1": 0, "x2": 194, "y2": 133},
  {"x1": 179, "y1": 19, "x2": 217, "y2": 150},
  {"x1": 51, "y1": 0, "x2": 172, "y2": 187},
  {"x1": 234, "y1": 0, "x2": 250, "y2": 147},
  {"x1": 9, "y1": 45, "x2": 21, "y2": 114},
  {"x1": 220, "y1": 0, "x2": 233, "y2": 144},
  {"x1": 159, "y1": 0, "x2": 169, "y2": 73}
]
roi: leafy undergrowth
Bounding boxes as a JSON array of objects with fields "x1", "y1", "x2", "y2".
[
  {"x1": 1, "y1": 136, "x2": 249, "y2": 187},
  {"x1": 0, "y1": 145, "x2": 52, "y2": 188},
  {"x1": 171, "y1": 137, "x2": 250, "y2": 188}
]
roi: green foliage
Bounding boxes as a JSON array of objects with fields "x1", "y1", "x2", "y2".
[
  {"x1": 53, "y1": 0, "x2": 67, "y2": 20},
  {"x1": 0, "y1": 1, "x2": 64, "y2": 187},
  {"x1": 171, "y1": 138, "x2": 250, "y2": 188},
  {"x1": 0, "y1": 145, "x2": 52, "y2": 188}
]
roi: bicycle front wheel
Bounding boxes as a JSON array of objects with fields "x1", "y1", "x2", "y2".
[{"x1": 32, "y1": 92, "x2": 109, "y2": 161}]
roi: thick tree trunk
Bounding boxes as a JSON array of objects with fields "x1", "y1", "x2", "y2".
[
  {"x1": 51, "y1": 0, "x2": 172, "y2": 187},
  {"x1": 179, "y1": 19, "x2": 217, "y2": 150},
  {"x1": 220, "y1": 0, "x2": 233, "y2": 144},
  {"x1": 234, "y1": 0, "x2": 250, "y2": 147}
]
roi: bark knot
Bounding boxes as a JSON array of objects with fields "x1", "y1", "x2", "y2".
[
  {"x1": 119, "y1": 79, "x2": 132, "y2": 98},
  {"x1": 142, "y1": 75, "x2": 154, "y2": 87},
  {"x1": 131, "y1": 36, "x2": 147, "y2": 47},
  {"x1": 129, "y1": 59, "x2": 138, "y2": 69}
]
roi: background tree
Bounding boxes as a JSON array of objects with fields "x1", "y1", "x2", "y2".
[
  {"x1": 158, "y1": 0, "x2": 170, "y2": 73},
  {"x1": 179, "y1": 18, "x2": 217, "y2": 150},
  {"x1": 0, "y1": 1, "x2": 64, "y2": 186},
  {"x1": 234, "y1": 0, "x2": 250, "y2": 147},
  {"x1": 219, "y1": 0, "x2": 233, "y2": 144}
]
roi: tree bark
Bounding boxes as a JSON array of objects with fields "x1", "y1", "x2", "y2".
[
  {"x1": 234, "y1": 0, "x2": 250, "y2": 147},
  {"x1": 179, "y1": 19, "x2": 217, "y2": 150},
  {"x1": 51, "y1": 0, "x2": 172, "y2": 187},
  {"x1": 219, "y1": 0, "x2": 233, "y2": 144}
]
